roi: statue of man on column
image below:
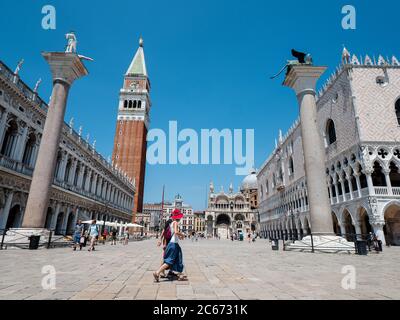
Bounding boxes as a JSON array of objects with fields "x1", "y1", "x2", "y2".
[{"x1": 65, "y1": 32, "x2": 77, "y2": 53}]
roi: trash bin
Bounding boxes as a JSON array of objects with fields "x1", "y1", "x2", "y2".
[
  {"x1": 356, "y1": 240, "x2": 368, "y2": 255},
  {"x1": 29, "y1": 235, "x2": 40, "y2": 250},
  {"x1": 271, "y1": 239, "x2": 279, "y2": 251}
]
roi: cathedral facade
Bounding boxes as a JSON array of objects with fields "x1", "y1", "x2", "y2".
[
  {"x1": 257, "y1": 50, "x2": 400, "y2": 246},
  {"x1": 205, "y1": 171, "x2": 259, "y2": 239}
]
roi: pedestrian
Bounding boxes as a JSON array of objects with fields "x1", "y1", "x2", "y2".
[
  {"x1": 248, "y1": 232, "x2": 251, "y2": 243},
  {"x1": 123, "y1": 227, "x2": 129, "y2": 245},
  {"x1": 88, "y1": 220, "x2": 99, "y2": 252},
  {"x1": 73, "y1": 220, "x2": 84, "y2": 251},
  {"x1": 82, "y1": 229, "x2": 89, "y2": 247},
  {"x1": 111, "y1": 226, "x2": 118, "y2": 245},
  {"x1": 157, "y1": 216, "x2": 173, "y2": 278},
  {"x1": 154, "y1": 209, "x2": 187, "y2": 282},
  {"x1": 102, "y1": 229, "x2": 108, "y2": 243}
]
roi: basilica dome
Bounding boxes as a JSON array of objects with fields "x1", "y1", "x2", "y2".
[{"x1": 240, "y1": 169, "x2": 258, "y2": 191}]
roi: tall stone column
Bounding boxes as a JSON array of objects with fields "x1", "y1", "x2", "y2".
[
  {"x1": 383, "y1": 169, "x2": 393, "y2": 195},
  {"x1": 284, "y1": 65, "x2": 333, "y2": 236},
  {"x1": 365, "y1": 170, "x2": 375, "y2": 196},
  {"x1": 22, "y1": 52, "x2": 88, "y2": 229},
  {"x1": 354, "y1": 172, "x2": 362, "y2": 198}
]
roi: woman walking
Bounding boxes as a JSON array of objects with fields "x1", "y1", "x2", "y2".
[
  {"x1": 88, "y1": 220, "x2": 99, "y2": 252},
  {"x1": 157, "y1": 216, "x2": 172, "y2": 278},
  {"x1": 154, "y1": 209, "x2": 187, "y2": 282}
]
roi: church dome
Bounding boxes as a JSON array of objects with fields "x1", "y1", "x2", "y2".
[{"x1": 240, "y1": 169, "x2": 258, "y2": 191}]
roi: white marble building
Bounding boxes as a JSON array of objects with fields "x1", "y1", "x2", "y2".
[
  {"x1": 258, "y1": 50, "x2": 400, "y2": 246},
  {"x1": 0, "y1": 59, "x2": 135, "y2": 235},
  {"x1": 205, "y1": 172, "x2": 259, "y2": 239}
]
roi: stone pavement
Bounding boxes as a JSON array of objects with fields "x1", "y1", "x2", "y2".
[{"x1": 0, "y1": 238, "x2": 399, "y2": 300}]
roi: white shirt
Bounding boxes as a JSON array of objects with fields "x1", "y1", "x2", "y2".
[{"x1": 170, "y1": 221, "x2": 179, "y2": 244}]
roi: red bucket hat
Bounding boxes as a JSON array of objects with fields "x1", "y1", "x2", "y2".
[{"x1": 171, "y1": 209, "x2": 183, "y2": 220}]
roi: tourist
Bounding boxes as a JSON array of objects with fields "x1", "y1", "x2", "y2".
[
  {"x1": 157, "y1": 216, "x2": 173, "y2": 278},
  {"x1": 73, "y1": 220, "x2": 84, "y2": 251},
  {"x1": 82, "y1": 229, "x2": 89, "y2": 247},
  {"x1": 102, "y1": 229, "x2": 108, "y2": 243},
  {"x1": 123, "y1": 227, "x2": 129, "y2": 245},
  {"x1": 111, "y1": 226, "x2": 118, "y2": 245},
  {"x1": 88, "y1": 220, "x2": 99, "y2": 252},
  {"x1": 248, "y1": 232, "x2": 251, "y2": 243},
  {"x1": 153, "y1": 209, "x2": 187, "y2": 282}
]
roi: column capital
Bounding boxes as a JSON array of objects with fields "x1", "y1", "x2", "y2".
[
  {"x1": 42, "y1": 52, "x2": 88, "y2": 86},
  {"x1": 283, "y1": 65, "x2": 327, "y2": 96}
]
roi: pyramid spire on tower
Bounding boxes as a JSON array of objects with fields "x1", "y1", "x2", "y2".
[{"x1": 126, "y1": 36, "x2": 148, "y2": 76}]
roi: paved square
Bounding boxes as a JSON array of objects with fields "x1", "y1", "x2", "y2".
[{"x1": 0, "y1": 239, "x2": 399, "y2": 300}]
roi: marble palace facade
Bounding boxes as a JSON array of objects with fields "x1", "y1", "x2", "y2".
[{"x1": 257, "y1": 51, "x2": 400, "y2": 246}]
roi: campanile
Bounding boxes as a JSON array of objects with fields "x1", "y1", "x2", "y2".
[{"x1": 112, "y1": 37, "x2": 151, "y2": 221}]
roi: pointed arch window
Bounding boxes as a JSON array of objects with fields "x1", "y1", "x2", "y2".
[
  {"x1": 288, "y1": 156, "x2": 294, "y2": 175},
  {"x1": 326, "y1": 119, "x2": 337, "y2": 145},
  {"x1": 395, "y1": 99, "x2": 400, "y2": 125}
]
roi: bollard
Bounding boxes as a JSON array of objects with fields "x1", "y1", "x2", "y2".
[{"x1": 0, "y1": 229, "x2": 7, "y2": 250}]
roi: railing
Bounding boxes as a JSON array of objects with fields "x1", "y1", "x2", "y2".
[
  {"x1": 392, "y1": 187, "x2": 400, "y2": 196},
  {"x1": 374, "y1": 187, "x2": 389, "y2": 195},
  {"x1": 0, "y1": 228, "x2": 73, "y2": 250},
  {"x1": 266, "y1": 232, "x2": 383, "y2": 254},
  {"x1": 0, "y1": 228, "x2": 151, "y2": 250},
  {"x1": 0, "y1": 155, "x2": 34, "y2": 175}
]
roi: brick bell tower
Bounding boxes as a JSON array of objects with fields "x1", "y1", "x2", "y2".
[{"x1": 112, "y1": 37, "x2": 151, "y2": 221}]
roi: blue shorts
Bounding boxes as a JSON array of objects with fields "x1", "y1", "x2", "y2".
[{"x1": 73, "y1": 235, "x2": 81, "y2": 244}]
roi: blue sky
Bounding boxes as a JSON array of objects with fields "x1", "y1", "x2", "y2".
[{"x1": 1, "y1": 0, "x2": 399, "y2": 210}]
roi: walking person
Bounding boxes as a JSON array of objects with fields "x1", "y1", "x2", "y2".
[
  {"x1": 88, "y1": 220, "x2": 99, "y2": 252},
  {"x1": 157, "y1": 216, "x2": 173, "y2": 278},
  {"x1": 111, "y1": 226, "x2": 118, "y2": 245},
  {"x1": 123, "y1": 227, "x2": 129, "y2": 245},
  {"x1": 73, "y1": 220, "x2": 84, "y2": 251},
  {"x1": 154, "y1": 209, "x2": 187, "y2": 282}
]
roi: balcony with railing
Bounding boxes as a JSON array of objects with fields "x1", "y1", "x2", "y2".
[
  {"x1": 0, "y1": 155, "x2": 34, "y2": 176},
  {"x1": 374, "y1": 187, "x2": 389, "y2": 196},
  {"x1": 0, "y1": 154, "x2": 132, "y2": 214}
]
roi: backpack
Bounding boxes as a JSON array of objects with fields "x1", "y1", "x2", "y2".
[{"x1": 164, "y1": 224, "x2": 172, "y2": 244}]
